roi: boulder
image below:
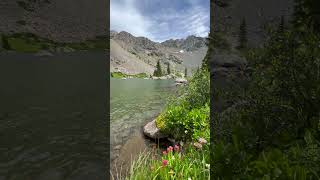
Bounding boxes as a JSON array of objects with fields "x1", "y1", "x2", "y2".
[
  {"x1": 143, "y1": 119, "x2": 167, "y2": 139},
  {"x1": 175, "y1": 78, "x2": 187, "y2": 84}
]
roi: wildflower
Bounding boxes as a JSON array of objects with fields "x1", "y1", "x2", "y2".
[
  {"x1": 205, "y1": 164, "x2": 210, "y2": 169},
  {"x1": 193, "y1": 142, "x2": 203, "y2": 149},
  {"x1": 185, "y1": 130, "x2": 188, "y2": 134},
  {"x1": 167, "y1": 146, "x2": 173, "y2": 152},
  {"x1": 198, "y1": 138, "x2": 207, "y2": 145},
  {"x1": 162, "y1": 151, "x2": 167, "y2": 155},
  {"x1": 168, "y1": 169, "x2": 174, "y2": 176},
  {"x1": 174, "y1": 144, "x2": 180, "y2": 152},
  {"x1": 162, "y1": 159, "x2": 168, "y2": 166},
  {"x1": 188, "y1": 177, "x2": 192, "y2": 180}
]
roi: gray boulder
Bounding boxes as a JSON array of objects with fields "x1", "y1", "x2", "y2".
[{"x1": 143, "y1": 119, "x2": 167, "y2": 139}]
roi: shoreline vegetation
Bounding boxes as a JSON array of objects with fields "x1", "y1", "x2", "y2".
[
  {"x1": 115, "y1": 57, "x2": 210, "y2": 179},
  {"x1": 0, "y1": 33, "x2": 108, "y2": 53},
  {"x1": 111, "y1": 72, "x2": 149, "y2": 79},
  {"x1": 110, "y1": 71, "x2": 187, "y2": 80}
]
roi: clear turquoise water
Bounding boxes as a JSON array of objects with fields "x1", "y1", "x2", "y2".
[{"x1": 110, "y1": 78, "x2": 175, "y2": 161}]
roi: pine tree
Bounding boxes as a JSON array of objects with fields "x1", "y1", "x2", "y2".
[
  {"x1": 184, "y1": 68, "x2": 187, "y2": 78},
  {"x1": 153, "y1": 60, "x2": 162, "y2": 77},
  {"x1": 278, "y1": 15, "x2": 285, "y2": 33},
  {"x1": 237, "y1": 18, "x2": 247, "y2": 49},
  {"x1": 167, "y1": 63, "x2": 171, "y2": 75}
]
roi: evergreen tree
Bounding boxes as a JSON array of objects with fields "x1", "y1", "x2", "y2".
[
  {"x1": 167, "y1": 63, "x2": 171, "y2": 75},
  {"x1": 184, "y1": 68, "x2": 187, "y2": 78},
  {"x1": 2, "y1": 35, "x2": 11, "y2": 50},
  {"x1": 237, "y1": 18, "x2": 247, "y2": 49},
  {"x1": 153, "y1": 60, "x2": 162, "y2": 77},
  {"x1": 278, "y1": 15, "x2": 285, "y2": 33}
]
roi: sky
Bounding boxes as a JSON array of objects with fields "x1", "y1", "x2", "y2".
[{"x1": 111, "y1": 0, "x2": 210, "y2": 42}]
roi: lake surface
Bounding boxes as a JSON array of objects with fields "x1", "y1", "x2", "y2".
[
  {"x1": 0, "y1": 52, "x2": 108, "y2": 180},
  {"x1": 110, "y1": 78, "x2": 175, "y2": 165}
]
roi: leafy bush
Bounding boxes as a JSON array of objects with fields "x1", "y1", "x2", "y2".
[{"x1": 156, "y1": 68, "x2": 210, "y2": 141}]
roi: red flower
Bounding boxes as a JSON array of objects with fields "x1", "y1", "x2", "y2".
[
  {"x1": 162, "y1": 159, "x2": 168, "y2": 166},
  {"x1": 162, "y1": 151, "x2": 167, "y2": 155},
  {"x1": 167, "y1": 146, "x2": 173, "y2": 152},
  {"x1": 174, "y1": 145, "x2": 180, "y2": 152}
]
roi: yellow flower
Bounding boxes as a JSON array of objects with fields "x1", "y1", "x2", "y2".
[{"x1": 168, "y1": 169, "x2": 174, "y2": 176}]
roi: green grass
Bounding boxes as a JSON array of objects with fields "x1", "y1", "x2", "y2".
[
  {"x1": 131, "y1": 73, "x2": 148, "y2": 78},
  {"x1": 8, "y1": 38, "x2": 41, "y2": 52},
  {"x1": 111, "y1": 72, "x2": 127, "y2": 78},
  {"x1": 1, "y1": 33, "x2": 109, "y2": 53},
  {"x1": 127, "y1": 143, "x2": 210, "y2": 180},
  {"x1": 111, "y1": 72, "x2": 149, "y2": 79}
]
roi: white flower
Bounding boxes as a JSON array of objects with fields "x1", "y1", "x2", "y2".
[
  {"x1": 185, "y1": 130, "x2": 188, "y2": 134},
  {"x1": 205, "y1": 164, "x2": 210, "y2": 169},
  {"x1": 188, "y1": 178, "x2": 192, "y2": 180}
]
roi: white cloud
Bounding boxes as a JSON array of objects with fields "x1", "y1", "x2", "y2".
[
  {"x1": 111, "y1": 0, "x2": 154, "y2": 39},
  {"x1": 110, "y1": 0, "x2": 209, "y2": 42}
]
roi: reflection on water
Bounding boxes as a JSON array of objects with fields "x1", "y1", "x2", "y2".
[
  {"x1": 0, "y1": 52, "x2": 107, "y2": 180},
  {"x1": 110, "y1": 78, "x2": 175, "y2": 162}
]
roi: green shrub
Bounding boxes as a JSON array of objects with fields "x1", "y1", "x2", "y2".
[
  {"x1": 111, "y1": 72, "x2": 127, "y2": 78},
  {"x1": 156, "y1": 69, "x2": 210, "y2": 141}
]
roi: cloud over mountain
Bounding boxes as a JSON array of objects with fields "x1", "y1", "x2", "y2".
[{"x1": 111, "y1": 0, "x2": 209, "y2": 42}]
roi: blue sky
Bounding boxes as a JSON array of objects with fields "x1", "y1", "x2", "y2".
[{"x1": 111, "y1": 0, "x2": 210, "y2": 42}]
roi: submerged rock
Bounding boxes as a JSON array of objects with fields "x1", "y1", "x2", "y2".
[{"x1": 143, "y1": 119, "x2": 167, "y2": 139}]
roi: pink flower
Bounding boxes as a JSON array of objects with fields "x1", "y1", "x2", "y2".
[
  {"x1": 162, "y1": 151, "x2": 167, "y2": 155},
  {"x1": 162, "y1": 159, "x2": 168, "y2": 166},
  {"x1": 167, "y1": 146, "x2": 173, "y2": 152},
  {"x1": 174, "y1": 145, "x2": 180, "y2": 152}
]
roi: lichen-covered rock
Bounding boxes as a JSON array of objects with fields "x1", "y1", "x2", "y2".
[{"x1": 143, "y1": 119, "x2": 167, "y2": 139}]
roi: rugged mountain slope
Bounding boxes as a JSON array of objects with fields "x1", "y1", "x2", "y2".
[
  {"x1": 0, "y1": 0, "x2": 107, "y2": 42},
  {"x1": 110, "y1": 31, "x2": 207, "y2": 75}
]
